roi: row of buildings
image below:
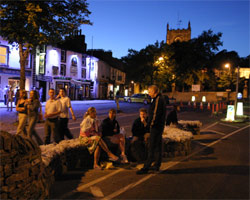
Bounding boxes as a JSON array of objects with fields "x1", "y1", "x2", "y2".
[{"x1": 0, "y1": 31, "x2": 126, "y2": 101}]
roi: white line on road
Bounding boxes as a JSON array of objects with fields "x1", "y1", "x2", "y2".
[
  {"x1": 218, "y1": 122, "x2": 241, "y2": 129},
  {"x1": 200, "y1": 129, "x2": 226, "y2": 136},
  {"x1": 102, "y1": 124, "x2": 250, "y2": 200},
  {"x1": 201, "y1": 122, "x2": 218, "y2": 131},
  {"x1": 59, "y1": 169, "x2": 124, "y2": 199}
]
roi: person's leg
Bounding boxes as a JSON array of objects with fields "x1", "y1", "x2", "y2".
[
  {"x1": 152, "y1": 129, "x2": 163, "y2": 169},
  {"x1": 110, "y1": 134, "x2": 128, "y2": 163},
  {"x1": 63, "y1": 118, "x2": 73, "y2": 139},
  {"x1": 58, "y1": 118, "x2": 65, "y2": 140},
  {"x1": 144, "y1": 129, "x2": 158, "y2": 169},
  {"x1": 94, "y1": 145, "x2": 101, "y2": 169},
  {"x1": 16, "y1": 113, "x2": 28, "y2": 135},
  {"x1": 51, "y1": 119, "x2": 61, "y2": 143},
  {"x1": 44, "y1": 119, "x2": 51, "y2": 144},
  {"x1": 98, "y1": 138, "x2": 119, "y2": 160},
  {"x1": 27, "y1": 115, "x2": 37, "y2": 138}
]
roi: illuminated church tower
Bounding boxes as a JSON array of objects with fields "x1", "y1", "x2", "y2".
[{"x1": 166, "y1": 21, "x2": 191, "y2": 45}]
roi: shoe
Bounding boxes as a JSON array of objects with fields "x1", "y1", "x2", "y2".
[
  {"x1": 136, "y1": 168, "x2": 148, "y2": 175},
  {"x1": 108, "y1": 156, "x2": 119, "y2": 162},
  {"x1": 120, "y1": 154, "x2": 129, "y2": 164},
  {"x1": 149, "y1": 166, "x2": 160, "y2": 171}
]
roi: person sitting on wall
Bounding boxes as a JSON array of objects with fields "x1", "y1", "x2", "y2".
[
  {"x1": 101, "y1": 108, "x2": 128, "y2": 164},
  {"x1": 130, "y1": 108, "x2": 150, "y2": 162},
  {"x1": 166, "y1": 105, "x2": 180, "y2": 126}
]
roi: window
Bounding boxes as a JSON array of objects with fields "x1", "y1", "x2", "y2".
[
  {"x1": 39, "y1": 53, "x2": 45, "y2": 74},
  {"x1": 71, "y1": 57, "x2": 77, "y2": 66},
  {"x1": 82, "y1": 54, "x2": 86, "y2": 66},
  {"x1": 61, "y1": 50, "x2": 66, "y2": 63},
  {"x1": 81, "y1": 68, "x2": 86, "y2": 78},
  {"x1": 52, "y1": 66, "x2": 59, "y2": 75},
  {"x1": 0, "y1": 46, "x2": 8, "y2": 66},
  {"x1": 60, "y1": 64, "x2": 66, "y2": 76}
]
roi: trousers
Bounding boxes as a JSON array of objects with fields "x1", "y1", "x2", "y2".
[
  {"x1": 59, "y1": 118, "x2": 73, "y2": 140},
  {"x1": 144, "y1": 127, "x2": 163, "y2": 169}
]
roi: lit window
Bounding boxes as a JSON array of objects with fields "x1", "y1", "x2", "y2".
[{"x1": 0, "y1": 46, "x2": 8, "y2": 66}]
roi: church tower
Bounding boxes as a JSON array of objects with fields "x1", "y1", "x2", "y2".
[{"x1": 166, "y1": 21, "x2": 191, "y2": 45}]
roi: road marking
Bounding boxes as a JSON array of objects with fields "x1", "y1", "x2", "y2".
[
  {"x1": 218, "y1": 122, "x2": 240, "y2": 129},
  {"x1": 201, "y1": 122, "x2": 218, "y2": 131},
  {"x1": 58, "y1": 168, "x2": 124, "y2": 199},
  {"x1": 200, "y1": 130, "x2": 226, "y2": 136},
  {"x1": 90, "y1": 186, "x2": 104, "y2": 198},
  {"x1": 102, "y1": 124, "x2": 250, "y2": 200}
]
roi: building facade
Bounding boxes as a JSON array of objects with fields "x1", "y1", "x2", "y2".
[
  {"x1": 166, "y1": 21, "x2": 191, "y2": 45},
  {"x1": 0, "y1": 37, "x2": 126, "y2": 101}
]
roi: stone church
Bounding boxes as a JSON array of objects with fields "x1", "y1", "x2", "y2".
[{"x1": 166, "y1": 21, "x2": 191, "y2": 44}]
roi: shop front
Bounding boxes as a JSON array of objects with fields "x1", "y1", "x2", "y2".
[{"x1": 0, "y1": 68, "x2": 32, "y2": 101}]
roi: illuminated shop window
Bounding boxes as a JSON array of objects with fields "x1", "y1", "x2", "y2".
[{"x1": 0, "y1": 45, "x2": 8, "y2": 66}]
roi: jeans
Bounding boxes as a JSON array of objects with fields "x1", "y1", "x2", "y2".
[
  {"x1": 16, "y1": 113, "x2": 28, "y2": 135},
  {"x1": 27, "y1": 115, "x2": 43, "y2": 145}
]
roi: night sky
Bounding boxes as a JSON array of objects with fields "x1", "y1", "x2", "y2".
[{"x1": 81, "y1": 0, "x2": 249, "y2": 59}]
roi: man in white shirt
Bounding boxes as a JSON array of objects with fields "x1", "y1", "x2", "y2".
[
  {"x1": 57, "y1": 88, "x2": 76, "y2": 140},
  {"x1": 44, "y1": 88, "x2": 62, "y2": 144}
]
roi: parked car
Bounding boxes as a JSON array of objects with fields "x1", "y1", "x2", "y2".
[{"x1": 124, "y1": 93, "x2": 151, "y2": 104}]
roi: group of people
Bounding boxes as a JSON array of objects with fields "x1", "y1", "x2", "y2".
[
  {"x1": 78, "y1": 84, "x2": 167, "y2": 173},
  {"x1": 15, "y1": 87, "x2": 75, "y2": 146},
  {"x1": 14, "y1": 84, "x2": 172, "y2": 173}
]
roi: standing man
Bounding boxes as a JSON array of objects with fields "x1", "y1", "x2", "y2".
[
  {"x1": 7, "y1": 87, "x2": 14, "y2": 111},
  {"x1": 44, "y1": 88, "x2": 62, "y2": 144},
  {"x1": 137, "y1": 85, "x2": 166, "y2": 174},
  {"x1": 57, "y1": 88, "x2": 76, "y2": 140},
  {"x1": 4, "y1": 85, "x2": 9, "y2": 105},
  {"x1": 115, "y1": 90, "x2": 121, "y2": 113}
]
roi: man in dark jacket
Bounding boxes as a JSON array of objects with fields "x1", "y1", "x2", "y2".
[
  {"x1": 130, "y1": 108, "x2": 150, "y2": 162},
  {"x1": 101, "y1": 108, "x2": 128, "y2": 163},
  {"x1": 137, "y1": 85, "x2": 166, "y2": 174}
]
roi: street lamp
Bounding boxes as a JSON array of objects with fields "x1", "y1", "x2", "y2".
[
  {"x1": 224, "y1": 63, "x2": 240, "y2": 120},
  {"x1": 235, "y1": 66, "x2": 240, "y2": 117}
]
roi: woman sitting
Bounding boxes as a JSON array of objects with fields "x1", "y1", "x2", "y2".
[{"x1": 79, "y1": 107, "x2": 119, "y2": 169}]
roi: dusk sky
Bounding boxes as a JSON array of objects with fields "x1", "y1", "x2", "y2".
[{"x1": 81, "y1": 0, "x2": 249, "y2": 59}]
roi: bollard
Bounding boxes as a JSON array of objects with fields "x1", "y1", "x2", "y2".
[
  {"x1": 207, "y1": 102, "x2": 211, "y2": 110},
  {"x1": 193, "y1": 102, "x2": 196, "y2": 109},
  {"x1": 200, "y1": 102, "x2": 203, "y2": 110},
  {"x1": 188, "y1": 101, "x2": 191, "y2": 107},
  {"x1": 212, "y1": 103, "x2": 215, "y2": 113},
  {"x1": 216, "y1": 103, "x2": 219, "y2": 112}
]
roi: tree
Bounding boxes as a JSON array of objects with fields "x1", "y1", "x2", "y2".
[
  {"x1": 170, "y1": 30, "x2": 223, "y2": 91},
  {"x1": 0, "y1": 0, "x2": 91, "y2": 89}
]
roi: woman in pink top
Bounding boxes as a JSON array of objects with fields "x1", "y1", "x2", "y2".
[{"x1": 79, "y1": 107, "x2": 119, "y2": 169}]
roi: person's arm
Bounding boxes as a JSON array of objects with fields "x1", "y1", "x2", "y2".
[
  {"x1": 45, "y1": 101, "x2": 61, "y2": 118},
  {"x1": 68, "y1": 99, "x2": 76, "y2": 120}
]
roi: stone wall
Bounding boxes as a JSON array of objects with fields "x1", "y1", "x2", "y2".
[
  {"x1": 0, "y1": 131, "x2": 53, "y2": 199},
  {"x1": 0, "y1": 132, "x2": 93, "y2": 200}
]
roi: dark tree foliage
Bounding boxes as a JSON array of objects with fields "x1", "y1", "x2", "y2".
[{"x1": 0, "y1": 0, "x2": 91, "y2": 89}]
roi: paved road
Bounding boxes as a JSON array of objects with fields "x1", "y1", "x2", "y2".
[
  {"x1": 48, "y1": 106, "x2": 249, "y2": 199},
  {"x1": 1, "y1": 101, "x2": 249, "y2": 199}
]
